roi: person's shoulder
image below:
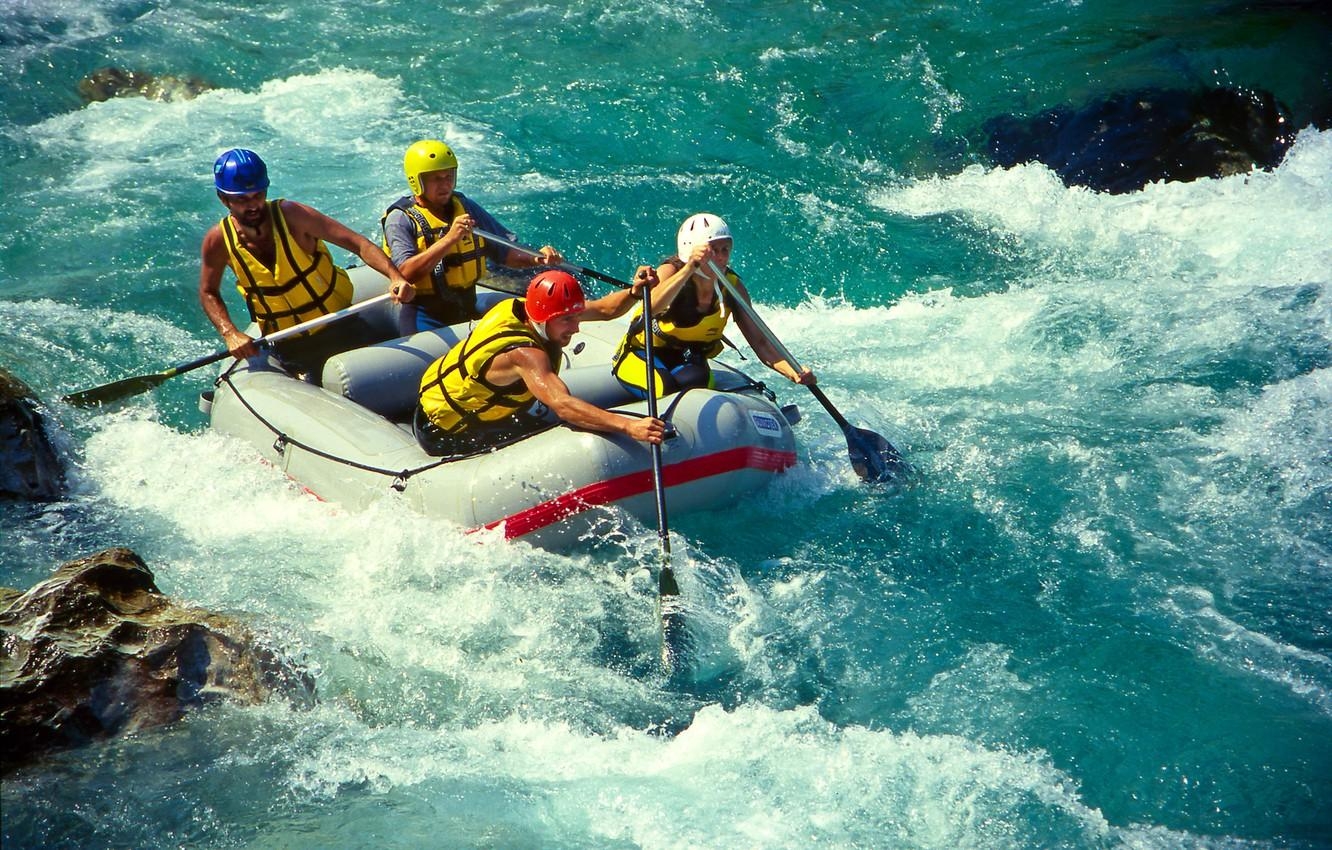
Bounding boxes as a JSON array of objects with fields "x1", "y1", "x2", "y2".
[
  {"x1": 383, "y1": 205, "x2": 413, "y2": 227},
  {"x1": 503, "y1": 341, "x2": 552, "y2": 370},
  {"x1": 383, "y1": 195, "x2": 414, "y2": 216},
  {"x1": 277, "y1": 197, "x2": 315, "y2": 218},
  {"x1": 201, "y1": 220, "x2": 226, "y2": 250},
  {"x1": 455, "y1": 191, "x2": 490, "y2": 216},
  {"x1": 269, "y1": 197, "x2": 310, "y2": 227},
  {"x1": 200, "y1": 219, "x2": 235, "y2": 266}
]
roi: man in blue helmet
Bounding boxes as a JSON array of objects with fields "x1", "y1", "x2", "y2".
[{"x1": 199, "y1": 148, "x2": 415, "y2": 380}]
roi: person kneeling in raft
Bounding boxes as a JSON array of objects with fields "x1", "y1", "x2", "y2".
[
  {"x1": 199, "y1": 148, "x2": 414, "y2": 381},
  {"x1": 414, "y1": 269, "x2": 666, "y2": 456},
  {"x1": 612, "y1": 212, "x2": 816, "y2": 398}
]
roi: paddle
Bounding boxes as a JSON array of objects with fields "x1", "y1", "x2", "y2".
[
  {"x1": 705, "y1": 260, "x2": 910, "y2": 484},
  {"x1": 640, "y1": 275, "x2": 685, "y2": 671},
  {"x1": 472, "y1": 228, "x2": 633, "y2": 290},
  {"x1": 477, "y1": 227, "x2": 686, "y2": 665},
  {"x1": 474, "y1": 227, "x2": 908, "y2": 481},
  {"x1": 62, "y1": 292, "x2": 394, "y2": 408}
]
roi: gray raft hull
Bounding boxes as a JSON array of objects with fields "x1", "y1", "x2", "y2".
[{"x1": 206, "y1": 268, "x2": 799, "y2": 550}]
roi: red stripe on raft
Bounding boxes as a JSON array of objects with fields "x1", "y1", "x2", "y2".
[{"x1": 478, "y1": 446, "x2": 796, "y2": 539}]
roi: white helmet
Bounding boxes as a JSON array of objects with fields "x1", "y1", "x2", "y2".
[{"x1": 676, "y1": 213, "x2": 732, "y2": 260}]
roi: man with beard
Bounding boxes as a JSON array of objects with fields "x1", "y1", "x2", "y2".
[
  {"x1": 415, "y1": 269, "x2": 665, "y2": 456},
  {"x1": 199, "y1": 148, "x2": 414, "y2": 380}
]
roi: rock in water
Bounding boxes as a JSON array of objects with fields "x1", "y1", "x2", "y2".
[
  {"x1": 0, "y1": 548, "x2": 314, "y2": 773},
  {"x1": 983, "y1": 87, "x2": 1297, "y2": 194},
  {"x1": 0, "y1": 367, "x2": 67, "y2": 501},
  {"x1": 77, "y1": 67, "x2": 213, "y2": 103}
]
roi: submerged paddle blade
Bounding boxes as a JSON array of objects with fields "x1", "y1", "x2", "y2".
[
  {"x1": 845, "y1": 425, "x2": 912, "y2": 484},
  {"x1": 62, "y1": 373, "x2": 169, "y2": 408},
  {"x1": 658, "y1": 565, "x2": 688, "y2": 672}
]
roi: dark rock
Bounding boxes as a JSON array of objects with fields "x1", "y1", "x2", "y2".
[
  {"x1": 0, "y1": 367, "x2": 67, "y2": 501},
  {"x1": 77, "y1": 67, "x2": 213, "y2": 104},
  {"x1": 983, "y1": 87, "x2": 1297, "y2": 194},
  {"x1": 0, "y1": 548, "x2": 314, "y2": 773}
]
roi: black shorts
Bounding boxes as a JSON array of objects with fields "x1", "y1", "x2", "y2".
[
  {"x1": 413, "y1": 407, "x2": 549, "y2": 457},
  {"x1": 270, "y1": 316, "x2": 379, "y2": 383}
]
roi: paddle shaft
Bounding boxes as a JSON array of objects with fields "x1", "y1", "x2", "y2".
[
  {"x1": 473, "y1": 225, "x2": 685, "y2": 657},
  {"x1": 239, "y1": 291, "x2": 396, "y2": 352},
  {"x1": 705, "y1": 260, "x2": 906, "y2": 481},
  {"x1": 641, "y1": 277, "x2": 684, "y2": 670},
  {"x1": 183, "y1": 291, "x2": 394, "y2": 369},
  {"x1": 63, "y1": 292, "x2": 394, "y2": 406},
  {"x1": 471, "y1": 228, "x2": 632, "y2": 290},
  {"x1": 642, "y1": 284, "x2": 671, "y2": 558},
  {"x1": 707, "y1": 259, "x2": 845, "y2": 417}
]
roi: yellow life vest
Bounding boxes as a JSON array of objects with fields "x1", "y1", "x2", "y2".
[
  {"x1": 379, "y1": 195, "x2": 488, "y2": 298},
  {"x1": 616, "y1": 267, "x2": 737, "y2": 361},
  {"x1": 221, "y1": 199, "x2": 353, "y2": 334},
  {"x1": 418, "y1": 298, "x2": 561, "y2": 434}
]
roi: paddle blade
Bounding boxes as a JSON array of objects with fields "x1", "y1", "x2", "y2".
[
  {"x1": 844, "y1": 425, "x2": 912, "y2": 484},
  {"x1": 62, "y1": 373, "x2": 169, "y2": 408},
  {"x1": 658, "y1": 565, "x2": 688, "y2": 672}
]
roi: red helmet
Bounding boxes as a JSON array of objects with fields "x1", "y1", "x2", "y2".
[{"x1": 525, "y1": 271, "x2": 585, "y2": 322}]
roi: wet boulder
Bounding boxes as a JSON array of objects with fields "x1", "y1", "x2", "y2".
[
  {"x1": 983, "y1": 86, "x2": 1297, "y2": 194},
  {"x1": 0, "y1": 367, "x2": 67, "y2": 501},
  {"x1": 77, "y1": 66, "x2": 213, "y2": 103},
  {"x1": 0, "y1": 548, "x2": 313, "y2": 773}
]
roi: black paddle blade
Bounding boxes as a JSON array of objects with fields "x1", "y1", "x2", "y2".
[
  {"x1": 658, "y1": 565, "x2": 688, "y2": 673},
  {"x1": 845, "y1": 425, "x2": 912, "y2": 484},
  {"x1": 62, "y1": 373, "x2": 168, "y2": 408},
  {"x1": 62, "y1": 347, "x2": 230, "y2": 409}
]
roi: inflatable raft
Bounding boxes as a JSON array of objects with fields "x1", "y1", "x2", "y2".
[{"x1": 202, "y1": 267, "x2": 801, "y2": 549}]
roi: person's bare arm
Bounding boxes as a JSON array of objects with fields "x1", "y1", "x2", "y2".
[
  {"x1": 581, "y1": 266, "x2": 657, "y2": 320},
  {"x1": 502, "y1": 245, "x2": 564, "y2": 268},
  {"x1": 282, "y1": 200, "x2": 414, "y2": 302},
  {"x1": 648, "y1": 258, "x2": 695, "y2": 317},
  {"x1": 502, "y1": 348, "x2": 664, "y2": 443},
  {"x1": 728, "y1": 278, "x2": 817, "y2": 385},
  {"x1": 198, "y1": 225, "x2": 259, "y2": 357}
]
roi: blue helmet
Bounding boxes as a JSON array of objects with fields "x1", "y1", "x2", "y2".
[{"x1": 213, "y1": 148, "x2": 269, "y2": 195}]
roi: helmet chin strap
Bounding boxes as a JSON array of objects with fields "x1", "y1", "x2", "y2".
[{"x1": 531, "y1": 320, "x2": 550, "y2": 341}]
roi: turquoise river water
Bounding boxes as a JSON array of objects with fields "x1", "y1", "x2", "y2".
[{"x1": 2, "y1": 1, "x2": 1330, "y2": 847}]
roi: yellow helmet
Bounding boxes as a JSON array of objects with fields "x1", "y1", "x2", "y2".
[{"x1": 403, "y1": 139, "x2": 458, "y2": 196}]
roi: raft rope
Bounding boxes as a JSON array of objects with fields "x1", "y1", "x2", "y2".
[
  {"x1": 218, "y1": 364, "x2": 451, "y2": 491},
  {"x1": 214, "y1": 360, "x2": 735, "y2": 494},
  {"x1": 710, "y1": 361, "x2": 777, "y2": 403}
]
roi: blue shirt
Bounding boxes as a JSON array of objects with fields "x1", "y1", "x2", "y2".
[{"x1": 382, "y1": 191, "x2": 513, "y2": 267}]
